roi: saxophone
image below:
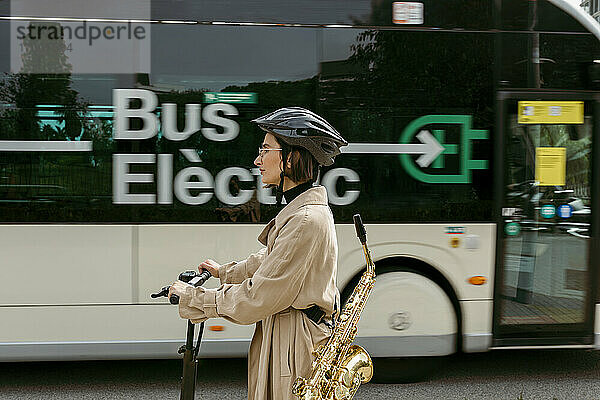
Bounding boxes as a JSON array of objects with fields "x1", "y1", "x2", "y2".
[{"x1": 292, "y1": 214, "x2": 375, "y2": 400}]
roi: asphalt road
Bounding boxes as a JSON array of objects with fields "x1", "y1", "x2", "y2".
[{"x1": 2, "y1": 349, "x2": 600, "y2": 399}]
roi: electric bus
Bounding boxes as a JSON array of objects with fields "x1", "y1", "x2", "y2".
[{"x1": 1, "y1": 0, "x2": 599, "y2": 381}]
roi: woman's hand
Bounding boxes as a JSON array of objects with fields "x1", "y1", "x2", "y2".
[
  {"x1": 168, "y1": 280, "x2": 192, "y2": 300},
  {"x1": 199, "y1": 259, "x2": 221, "y2": 278}
]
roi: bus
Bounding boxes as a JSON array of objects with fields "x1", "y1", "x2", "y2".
[{"x1": 1, "y1": 0, "x2": 599, "y2": 382}]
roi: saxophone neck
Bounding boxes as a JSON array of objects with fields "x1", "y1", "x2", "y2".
[{"x1": 362, "y1": 245, "x2": 375, "y2": 277}]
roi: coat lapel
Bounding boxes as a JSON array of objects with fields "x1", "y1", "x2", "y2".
[{"x1": 258, "y1": 218, "x2": 276, "y2": 246}]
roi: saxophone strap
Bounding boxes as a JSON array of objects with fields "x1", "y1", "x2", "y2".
[{"x1": 301, "y1": 305, "x2": 333, "y2": 329}]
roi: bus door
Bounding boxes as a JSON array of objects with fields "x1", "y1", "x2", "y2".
[{"x1": 494, "y1": 92, "x2": 598, "y2": 345}]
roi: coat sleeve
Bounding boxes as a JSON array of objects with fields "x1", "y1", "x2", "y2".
[
  {"x1": 178, "y1": 210, "x2": 317, "y2": 325},
  {"x1": 218, "y1": 247, "x2": 266, "y2": 285}
]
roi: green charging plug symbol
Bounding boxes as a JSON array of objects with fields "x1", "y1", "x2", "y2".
[{"x1": 399, "y1": 115, "x2": 488, "y2": 184}]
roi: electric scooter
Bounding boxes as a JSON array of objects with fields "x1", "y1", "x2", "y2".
[{"x1": 151, "y1": 269, "x2": 212, "y2": 400}]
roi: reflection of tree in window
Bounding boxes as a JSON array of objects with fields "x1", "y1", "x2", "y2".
[{"x1": 0, "y1": 22, "x2": 90, "y2": 220}]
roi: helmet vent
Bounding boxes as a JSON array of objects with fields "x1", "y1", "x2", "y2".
[{"x1": 320, "y1": 142, "x2": 336, "y2": 154}]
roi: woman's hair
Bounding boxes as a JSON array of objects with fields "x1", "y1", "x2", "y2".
[{"x1": 277, "y1": 139, "x2": 320, "y2": 184}]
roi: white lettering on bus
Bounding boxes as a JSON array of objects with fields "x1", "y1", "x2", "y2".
[
  {"x1": 321, "y1": 168, "x2": 360, "y2": 206},
  {"x1": 110, "y1": 89, "x2": 360, "y2": 206},
  {"x1": 113, "y1": 153, "x2": 157, "y2": 204},
  {"x1": 215, "y1": 167, "x2": 254, "y2": 205},
  {"x1": 113, "y1": 89, "x2": 158, "y2": 140},
  {"x1": 201, "y1": 103, "x2": 240, "y2": 141},
  {"x1": 157, "y1": 153, "x2": 173, "y2": 204},
  {"x1": 174, "y1": 166, "x2": 215, "y2": 205},
  {"x1": 113, "y1": 156, "x2": 361, "y2": 206},
  {"x1": 162, "y1": 103, "x2": 201, "y2": 141},
  {"x1": 112, "y1": 89, "x2": 240, "y2": 141}
]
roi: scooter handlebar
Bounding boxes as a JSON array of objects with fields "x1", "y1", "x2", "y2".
[
  {"x1": 151, "y1": 269, "x2": 213, "y2": 305},
  {"x1": 170, "y1": 270, "x2": 212, "y2": 304}
]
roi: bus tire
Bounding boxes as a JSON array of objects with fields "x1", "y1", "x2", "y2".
[{"x1": 341, "y1": 267, "x2": 458, "y2": 383}]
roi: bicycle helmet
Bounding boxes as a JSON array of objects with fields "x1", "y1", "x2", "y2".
[{"x1": 251, "y1": 107, "x2": 347, "y2": 167}]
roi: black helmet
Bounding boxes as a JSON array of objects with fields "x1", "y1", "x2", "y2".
[{"x1": 251, "y1": 107, "x2": 347, "y2": 166}]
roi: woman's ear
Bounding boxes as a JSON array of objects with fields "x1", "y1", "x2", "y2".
[{"x1": 286, "y1": 153, "x2": 293, "y2": 169}]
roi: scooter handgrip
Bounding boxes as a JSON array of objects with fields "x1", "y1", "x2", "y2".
[
  {"x1": 188, "y1": 269, "x2": 212, "y2": 287},
  {"x1": 195, "y1": 270, "x2": 212, "y2": 286},
  {"x1": 169, "y1": 270, "x2": 212, "y2": 305}
]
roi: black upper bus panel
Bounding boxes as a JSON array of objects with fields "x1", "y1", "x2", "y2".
[
  {"x1": 149, "y1": 0, "x2": 495, "y2": 30},
  {"x1": 501, "y1": 0, "x2": 588, "y2": 32},
  {"x1": 149, "y1": 0, "x2": 588, "y2": 33},
  {"x1": 4, "y1": 1, "x2": 590, "y2": 33}
]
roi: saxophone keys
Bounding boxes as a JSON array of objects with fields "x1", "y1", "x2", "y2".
[
  {"x1": 333, "y1": 382, "x2": 350, "y2": 400},
  {"x1": 292, "y1": 380, "x2": 321, "y2": 400},
  {"x1": 339, "y1": 367, "x2": 353, "y2": 388},
  {"x1": 292, "y1": 377, "x2": 306, "y2": 396},
  {"x1": 313, "y1": 344, "x2": 325, "y2": 357}
]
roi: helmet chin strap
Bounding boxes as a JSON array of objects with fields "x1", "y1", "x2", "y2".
[
  {"x1": 275, "y1": 147, "x2": 289, "y2": 207},
  {"x1": 275, "y1": 171, "x2": 285, "y2": 206}
]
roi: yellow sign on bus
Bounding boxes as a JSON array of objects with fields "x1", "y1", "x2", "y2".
[
  {"x1": 518, "y1": 101, "x2": 583, "y2": 124},
  {"x1": 535, "y1": 147, "x2": 566, "y2": 186}
]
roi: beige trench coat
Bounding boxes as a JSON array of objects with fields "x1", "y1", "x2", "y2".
[{"x1": 177, "y1": 186, "x2": 340, "y2": 400}]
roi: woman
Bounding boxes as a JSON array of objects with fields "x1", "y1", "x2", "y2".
[{"x1": 169, "y1": 107, "x2": 348, "y2": 400}]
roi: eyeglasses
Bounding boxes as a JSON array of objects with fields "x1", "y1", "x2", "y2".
[{"x1": 257, "y1": 147, "x2": 282, "y2": 158}]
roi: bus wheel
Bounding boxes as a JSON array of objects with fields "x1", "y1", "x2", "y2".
[{"x1": 346, "y1": 269, "x2": 458, "y2": 383}]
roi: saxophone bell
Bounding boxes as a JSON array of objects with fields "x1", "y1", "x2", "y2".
[
  {"x1": 331, "y1": 345, "x2": 372, "y2": 400},
  {"x1": 341, "y1": 345, "x2": 373, "y2": 384}
]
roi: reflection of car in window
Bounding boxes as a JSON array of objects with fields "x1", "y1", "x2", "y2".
[
  {"x1": 505, "y1": 180, "x2": 538, "y2": 219},
  {"x1": 538, "y1": 188, "x2": 590, "y2": 222},
  {"x1": 506, "y1": 181, "x2": 590, "y2": 224}
]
